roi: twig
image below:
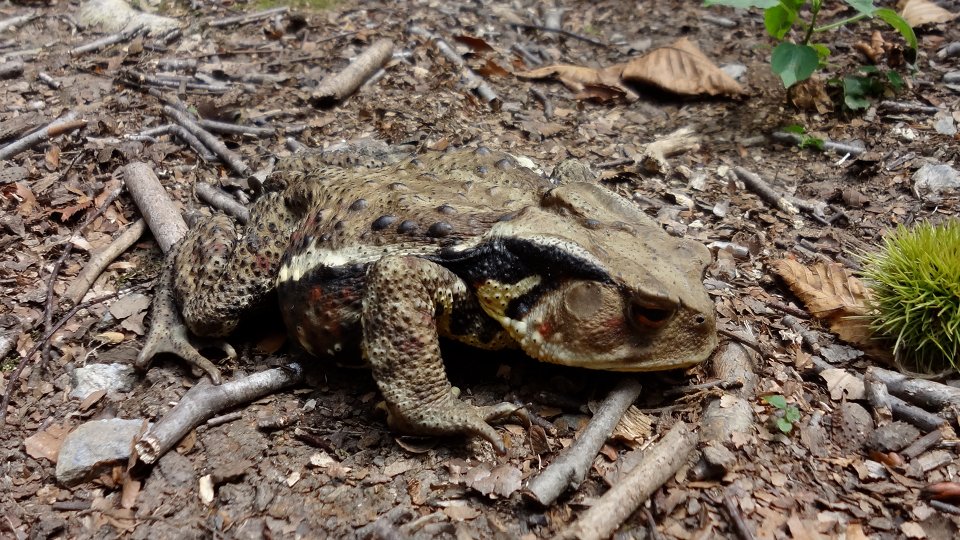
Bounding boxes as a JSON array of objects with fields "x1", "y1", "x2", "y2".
[
  {"x1": 207, "y1": 6, "x2": 288, "y2": 28},
  {"x1": 930, "y1": 500, "x2": 960, "y2": 515},
  {"x1": 0, "y1": 12, "x2": 39, "y2": 33},
  {"x1": 135, "y1": 363, "x2": 305, "y2": 464},
  {"x1": 529, "y1": 87, "x2": 554, "y2": 119},
  {"x1": 0, "y1": 113, "x2": 85, "y2": 161},
  {"x1": 663, "y1": 379, "x2": 742, "y2": 398},
  {"x1": 771, "y1": 131, "x2": 866, "y2": 156},
  {"x1": 721, "y1": 489, "x2": 756, "y2": 540},
  {"x1": 37, "y1": 72, "x2": 60, "y2": 89},
  {"x1": 878, "y1": 101, "x2": 940, "y2": 115},
  {"x1": 641, "y1": 508, "x2": 663, "y2": 540},
  {"x1": 866, "y1": 366, "x2": 960, "y2": 410},
  {"x1": 408, "y1": 26, "x2": 500, "y2": 109},
  {"x1": 70, "y1": 25, "x2": 144, "y2": 56},
  {"x1": 123, "y1": 163, "x2": 188, "y2": 253},
  {"x1": 197, "y1": 119, "x2": 275, "y2": 138},
  {"x1": 163, "y1": 106, "x2": 252, "y2": 178},
  {"x1": 888, "y1": 395, "x2": 948, "y2": 432},
  {"x1": 509, "y1": 23, "x2": 610, "y2": 49},
  {"x1": 901, "y1": 429, "x2": 944, "y2": 460},
  {"x1": 864, "y1": 369, "x2": 893, "y2": 425},
  {"x1": 766, "y1": 300, "x2": 810, "y2": 319},
  {"x1": 64, "y1": 219, "x2": 147, "y2": 306},
  {"x1": 206, "y1": 410, "x2": 244, "y2": 427},
  {"x1": 558, "y1": 422, "x2": 698, "y2": 540},
  {"x1": 717, "y1": 328, "x2": 762, "y2": 355},
  {"x1": 733, "y1": 167, "x2": 799, "y2": 214},
  {"x1": 194, "y1": 183, "x2": 250, "y2": 223},
  {"x1": 122, "y1": 69, "x2": 229, "y2": 92},
  {"x1": 0, "y1": 286, "x2": 148, "y2": 428},
  {"x1": 311, "y1": 39, "x2": 394, "y2": 107},
  {"x1": 524, "y1": 378, "x2": 643, "y2": 506}
]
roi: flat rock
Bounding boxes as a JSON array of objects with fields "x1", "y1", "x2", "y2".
[
  {"x1": 865, "y1": 422, "x2": 921, "y2": 452},
  {"x1": 56, "y1": 418, "x2": 146, "y2": 486},
  {"x1": 69, "y1": 362, "x2": 137, "y2": 399},
  {"x1": 913, "y1": 163, "x2": 960, "y2": 197}
]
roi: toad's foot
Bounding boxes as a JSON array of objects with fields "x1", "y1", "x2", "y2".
[
  {"x1": 385, "y1": 395, "x2": 528, "y2": 454},
  {"x1": 136, "y1": 263, "x2": 235, "y2": 384}
]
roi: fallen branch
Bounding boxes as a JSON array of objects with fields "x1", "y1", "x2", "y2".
[
  {"x1": 136, "y1": 363, "x2": 304, "y2": 464},
  {"x1": 197, "y1": 119, "x2": 275, "y2": 138},
  {"x1": 0, "y1": 113, "x2": 85, "y2": 161},
  {"x1": 559, "y1": 422, "x2": 698, "y2": 540},
  {"x1": 866, "y1": 366, "x2": 960, "y2": 410},
  {"x1": 70, "y1": 25, "x2": 144, "y2": 56},
  {"x1": 64, "y1": 219, "x2": 147, "y2": 306},
  {"x1": 524, "y1": 378, "x2": 643, "y2": 506},
  {"x1": 123, "y1": 162, "x2": 188, "y2": 252},
  {"x1": 0, "y1": 12, "x2": 39, "y2": 33},
  {"x1": 207, "y1": 6, "x2": 288, "y2": 28},
  {"x1": 194, "y1": 182, "x2": 250, "y2": 223},
  {"x1": 733, "y1": 167, "x2": 799, "y2": 215},
  {"x1": 311, "y1": 39, "x2": 394, "y2": 107},
  {"x1": 878, "y1": 101, "x2": 940, "y2": 115},
  {"x1": 408, "y1": 26, "x2": 500, "y2": 109},
  {"x1": 163, "y1": 105, "x2": 252, "y2": 178}
]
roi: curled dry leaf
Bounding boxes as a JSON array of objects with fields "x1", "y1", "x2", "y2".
[
  {"x1": 462, "y1": 463, "x2": 522, "y2": 498},
  {"x1": 621, "y1": 37, "x2": 743, "y2": 97},
  {"x1": 452, "y1": 34, "x2": 495, "y2": 54},
  {"x1": 770, "y1": 259, "x2": 873, "y2": 346},
  {"x1": 517, "y1": 64, "x2": 632, "y2": 99},
  {"x1": 820, "y1": 368, "x2": 866, "y2": 401},
  {"x1": 899, "y1": 0, "x2": 958, "y2": 26}
]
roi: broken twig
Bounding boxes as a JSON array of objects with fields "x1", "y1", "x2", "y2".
[
  {"x1": 559, "y1": 422, "x2": 698, "y2": 540},
  {"x1": 163, "y1": 106, "x2": 252, "y2": 178},
  {"x1": 136, "y1": 364, "x2": 305, "y2": 464},
  {"x1": 524, "y1": 378, "x2": 643, "y2": 505},
  {"x1": 733, "y1": 167, "x2": 799, "y2": 215},
  {"x1": 123, "y1": 162, "x2": 188, "y2": 252},
  {"x1": 194, "y1": 182, "x2": 250, "y2": 223},
  {"x1": 311, "y1": 39, "x2": 394, "y2": 107},
  {"x1": 408, "y1": 26, "x2": 500, "y2": 109},
  {"x1": 207, "y1": 6, "x2": 288, "y2": 28},
  {"x1": 0, "y1": 113, "x2": 85, "y2": 161},
  {"x1": 64, "y1": 219, "x2": 147, "y2": 306},
  {"x1": 70, "y1": 25, "x2": 144, "y2": 56}
]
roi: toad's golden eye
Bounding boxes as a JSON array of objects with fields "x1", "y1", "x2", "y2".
[{"x1": 628, "y1": 300, "x2": 674, "y2": 329}]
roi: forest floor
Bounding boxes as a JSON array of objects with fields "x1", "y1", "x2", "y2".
[{"x1": 2, "y1": 0, "x2": 960, "y2": 538}]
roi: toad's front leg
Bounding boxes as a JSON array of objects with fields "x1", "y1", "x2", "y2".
[{"x1": 361, "y1": 255, "x2": 521, "y2": 453}]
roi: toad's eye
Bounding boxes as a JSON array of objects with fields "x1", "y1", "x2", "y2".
[{"x1": 628, "y1": 300, "x2": 674, "y2": 329}]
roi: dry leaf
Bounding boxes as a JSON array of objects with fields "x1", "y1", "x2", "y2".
[
  {"x1": 900, "y1": 0, "x2": 957, "y2": 26},
  {"x1": 462, "y1": 463, "x2": 522, "y2": 497},
  {"x1": 24, "y1": 423, "x2": 70, "y2": 461},
  {"x1": 476, "y1": 58, "x2": 510, "y2": 78},
  {"x1": 621, "y1": 37, "x2": 743, "y2": 97},
  {"x1": 452, "y1": 34, "x2": 495, "y2": 53},
  {"x1": 441, "y1": 501, "x2": 481, "y2": 521},
  {"x1": 517, "y1": 64, "x2": 633, "y2": 99},
  {"x1": 770, "y1": 259, "x2": 874, "y2": 346},
  {"x1": 820, "y1": 368, "x2": 866, "y2": 400}
]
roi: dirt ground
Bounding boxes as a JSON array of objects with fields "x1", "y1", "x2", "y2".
[{"x1": 2, "y1": 0, "x2": 960, "y2": 538}]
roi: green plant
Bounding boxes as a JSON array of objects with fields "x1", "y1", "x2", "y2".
[
  {"x1": 703, "y1": 0, "x2": 917, "y2": 89},
  {"x1": 763, "y1": 394, "x2": 802, "y2": 434},
  {"x1": 840, "y1": 65, "x2": 905, "y2": 109},
  {"x1": 861, "y1": 220, "x2": 960, "y2": 373},
  {"x1": 782, "y1": 124, "x2": 825, "y2": 149}
]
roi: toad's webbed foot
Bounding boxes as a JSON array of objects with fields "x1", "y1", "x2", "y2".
[{"x1": 385, "y1": 395, "x2": 528, "y2": 454}]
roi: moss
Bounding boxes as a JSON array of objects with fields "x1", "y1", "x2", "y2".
[{"x1": 861, "y1": 220, "x2": 960, "y2": 373}]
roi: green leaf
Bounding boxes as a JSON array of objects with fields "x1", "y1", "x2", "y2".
[
  {"x1": 771, "y1": 42, "x2": 819, "y2": 87},
  {"x1": 810, "y1": 43, "x2": 832, "y2": 63},
  {"x1": 776, "y1": 417, "x2": 794, "y2": 433},
  {"x1": 785, "y1": 406, "x2": 802, "y2": 423},
  {"x1": 886, "y1": 70, "x2": 905, "y2": 90},
  {"x1": 843, "y1": 76, "x2": 871, "y2": 109},
  {"x1": 874, "y1": 8, "x2": 918, "y2": 54},
  {"x1": 844, "y1": 0, "x2": 876, "y2": 16},
  {"x1": 783, "y1": 124, "x2": 806, "y2": 134},
  {"x1": 764, "y1": 5, "x2": 797, "y2": 39},
  {"x1": 799, "y1": 136, "x2": 825, "y2": 151},
  {"x1": 780, "y1": 0, "x2": 805, "y2": 10},
  {"x1": 703, "y1": 0, "x2": 779, "y2": 7},
  {"x1": 763, "y1": 395, "x2": 788, "y2": 409}
]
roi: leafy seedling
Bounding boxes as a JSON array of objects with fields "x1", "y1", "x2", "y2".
[
  {"x1": 782, "y1": 124, "x2": 825, "y2": 149},
  {"x1": 704, "y1": 0, "x2": 916, "y2": 89},
  {"x1": 840, "y1": 65, "x2": 905, "y2": 109},
  {"x1": 763, "y1": 394, "x2": 802, "y2": 434}
]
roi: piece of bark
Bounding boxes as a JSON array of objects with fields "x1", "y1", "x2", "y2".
[
  {"x1": 311, "y1": 39, "x2": 394, "y2": 107},
  {"x1": 63, "y1": 219, "x2": 147, "y2": 306},
  {"x1": 136, "y1": 364, "x2": 304, "y2": 464},
  {"x1": 559, "y1": 422, "x2": 698, "y2": 540},
  {"x1": 524, "y1": 378, "x2": 643, "y2": 506},
  {"x1": 194, "y1": 182, "x2": 250, "y2": 223},
  {"x1": 0, "y1": 113, "x2": 85, "y2": 161},
  {"x1": 865, "y1": 369, "x2": 894, "y2": 425},
  {"x1": 123, "y1": 162, "x2": 188, "y2": 253},
  {"x1": 901, "y1": 429, "x2": 944, "y2": 459}
]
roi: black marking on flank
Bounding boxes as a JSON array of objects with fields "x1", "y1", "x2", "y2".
[
  {"x1": 372, "y1": 215, "x2": 397, "y2": 230},
  {"x1": 427, "y1": 221, "x2": 454, "y2": 237},
  {"x1": 349, "y1": 199, "x2": 368, "y2": 211},
  {"x1": 397, "y1": 220, "x2": 418, "y2": 234},
  {"x1": 437, "y1": 204, "x2": 456, "y2": 215},
  {"x1": 475, "y1": 146, "x2": 492, "y2": 155}
]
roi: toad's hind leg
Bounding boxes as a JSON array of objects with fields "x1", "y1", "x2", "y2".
[
  {"x1": 361, "y1": 255, "x2": 523, "y2": 454},
  {"x1": 138, "y1": 193, "x2": 295, "y2": 382}
]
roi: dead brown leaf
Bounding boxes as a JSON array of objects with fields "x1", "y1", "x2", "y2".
[
  {"x1": 24, "y1": 423, "x2": 70, "y2": 461},
  {"x1": 452, "y1": 34, "x2": 495, "y2": 53},
  {"x1": 517, "y1": 64, "x2": 634, "y2": 99},
  {"x1": 770, "y1": 259, "x2": 873, "y2": 346},
  {"x1": 900, "y1": 0, "x2": 958, "y2": 26},
  {"x1": 462, "y1": 463, "x2": 522, "y2": 498},
  {"x1": 476, "y1": 58, "x2": 510, "y2": 78},
  {"x1": 621, "y1": 37, "x2": 743, "y2": 97}
]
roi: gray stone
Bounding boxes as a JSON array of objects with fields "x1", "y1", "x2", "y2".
[
  {"x1": 913, "y1": 163, "x2": 960, "y2": 197},
  {"x1": 934, "y1": 112, "x2": 957, "y2": 136},
  {"x1": 70, "y1": 362, "x2": 136, "y2": 399},
  {"x1": 944, "y1": 71, "x2": 960, "y2": 84},
  {"x1": 721, "y1": 63, "x2": 748, "y2": 81},
  {"x1": 56, "y1": 418, "x2": 146, "y2": 486},
  {"x1": 865, "y1": 421, "x2": 921, "y2": 452}
]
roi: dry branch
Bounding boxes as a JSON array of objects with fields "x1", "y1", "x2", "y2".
[
  {"x1": 0, "y1": 113, "x2": 85, "y2": 161},
  {"x1": 0, "y1": 11, "x2": 39, "y2": 33},
  {"x1": 123, "y1": 162, "x2": 188, "y2": 253},
  {"x1": 867, "y1": 366, "x2": 960, "y2": 410},
  {"x1": 733, "y1": 167, "x2": 799, "y2": 215},
  {"x1": 197, "y1": 119, "x2": 275, "y2": 138},
  {"x1": 64, "y1": 219, "x2": 147, "y2": 306},
  {"x1": 408, "y1": 26, "x2": 500, "y2": 109},
  {"x1": 70, "y1": 25, "x2": 144, "y2": 56},
  {"x1": 311, "y1": 39, "x2": 394, "y2": 107},
  {"x1": 207, "y1": 6, "x2": 288, "y2": 28},
  {"x1": 163, "y1": 106, "x2": 252, "y2": 177},
  {"x1": 194, "y1": 183, "x2": 250, "y2": 223},
  {"x1": 524, "y1": 378, "x2": 643, "y2": 506},
  {"x1": 559, "y1": 422, "x2": 698, "y2": 540},
  {"x1": 136, "y1": 364, "x2": 304, "y2": 464}
]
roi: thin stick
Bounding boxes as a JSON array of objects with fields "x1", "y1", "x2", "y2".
[
  {"x1": 136, "y1": 364, "x2": 305, "y2": 464},
  {"x1": 0, "y1": 12, "x2": 39, "y2": 33},
  {"x1": 123, "y1": 162, "x2": 189, "y2": 253},
  {"x1": 867, "y1": 366, "x2": 960, "y2": 410},
  {"x1": 509, "y1": 23, "x2": 610, "y2": 48},
  {"x1": 197, "y1": 119, "x2": 275, "y2": 138},
  {"x1": 721, "y1": 489, "x2": 756, "y2": 540},
  {"x1": 64, "y1": 219, "x2": 147, "y2": 306},
  {"x1": 408, "y1": 26, "x2": 500, "y2": 109},
  {"x1": 878, "y1": 101, "x2": 940, "y2": 114},
  {"x1": 733, "y1": 167, "x2": 799, "y2": 215},
  {"x1": 559, "y1": 422, "x2": 698, "y2": 540},
  {"x1": 194, "y1": 183, "x2": 250, "y2": 223},
  {"x1": 163, "y1": 106, "x2": 252, "y2": 178},
  {"x1": 524, "y1": 378, "x2": 643, "y2": 505},
  {"x1": 70, "y1": 25, "x2": 144, "y2": 56},
  {"x1": 0, "y1": 113, "x2": 85, "y2": 161},
  {"x1": 207, "y1": 6, "x2": 288, "y2": 28},
  {"x1": 311, "y1": 39, "x2": 394, "y2": 106},
  {"x1": 771, "y1": 131, "x2": 866, "y2": 156}
]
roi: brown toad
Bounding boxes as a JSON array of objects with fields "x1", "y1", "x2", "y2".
[{"x1": 137, "y1": 146, "x2": 717, "y2": 452}]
